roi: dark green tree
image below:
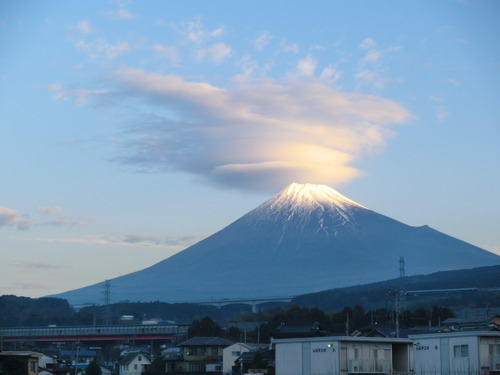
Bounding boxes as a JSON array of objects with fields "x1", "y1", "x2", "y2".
[
  {"x1": 0, "y1": 357, "x2": 27, "y2": 375},
  {"x1": 188, "y1": 316, "x2": 222, "y2": 337},
  {"x1": 85, "y1": 358, "x2": 102, "y2": 375},
  {"x1": 143, "y1": 355, "x2": 166, "y2": 374}
]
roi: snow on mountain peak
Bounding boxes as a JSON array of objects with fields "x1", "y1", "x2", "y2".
[
  {"x1": 245, "y1": 182, "x2": 369, "y2": 233},
  {"x1": 277, "y1": 183, "x2": 367, "y2": 210}
]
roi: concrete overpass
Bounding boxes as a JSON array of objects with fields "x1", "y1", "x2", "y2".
[
  {"x1": 0, "y1": 324, "x2": 188, "y2": 347},
  {"x1": 197, "y1": 296, "x2": 294, "y2": 313}
]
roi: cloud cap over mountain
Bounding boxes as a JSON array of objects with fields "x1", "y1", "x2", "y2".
[{"x1": 54, "y1": 69, "x2": 412, "y2": 192}]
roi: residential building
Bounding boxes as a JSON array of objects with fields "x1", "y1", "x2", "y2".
[
  {"x1": 410, "y1": 331, "x2": 500, "y2": 375},
  {"x1": 222, "y1": 342, "x2": 267, "y2": 374},
  {"x1": 233, "y1": 347, "x2": 275, "y2": 375},
  {"x1": 270, "y1": 321, "x2": 332, "y2": 339},
  {"x1": 0, "y1": 351, "x2": 44, "y2": 375},
  {"x1": 118, "y1": 351, "x2": 151, "y2": 375},
  {"x1": 442, "y1": 315, "x2": 500, "y2": 332},
  {"x1": 273, "y1": 336, "x2": 413, "y2": 375},
  {"x1": 165, "y1": 336, "x2": 233, "y2": 373}
]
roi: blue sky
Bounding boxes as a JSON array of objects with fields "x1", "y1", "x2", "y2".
[{"x1": 1, "y1": 0, "x2": 499, "y2": 299}]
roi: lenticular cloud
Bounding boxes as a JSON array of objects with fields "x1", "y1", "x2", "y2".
[{"x1": 113, "y1": 68, "x2": 412, "y2": 192}]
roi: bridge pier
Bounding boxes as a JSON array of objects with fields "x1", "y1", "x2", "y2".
[{"x1": 251, "y1": 302, "x2": 257, "y2": 314}]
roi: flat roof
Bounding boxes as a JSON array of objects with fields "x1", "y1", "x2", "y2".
[
  {"x1": 0, "y1": 351, "x2": 44, "y2": 358},
  {"x1": 409, "y1": 331, "x2": 500, "y2": 339},
  {"x1": 272, "y1": 335, "x2": 412, "y2": 345}
]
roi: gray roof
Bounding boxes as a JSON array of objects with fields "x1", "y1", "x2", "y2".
[
  {"x1": 118, "y1": 352, "x2": 150, "y2": 365},
  {"x1": 180, "y1": 337, "x2": 234, "y2": 347}
]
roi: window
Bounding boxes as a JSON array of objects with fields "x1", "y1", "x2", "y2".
[
  {"x1": 134, "y1": 364, "x2": 138, "y2": 370},
  {"x1": 189, "y1": 363, "x2": 202, "y2": 372},
  {"x1": 212, "y1": 347, "x2": 219, "y2": 355},
  {"x1": 232, "y1": 351, "x2": 241, "y2": 356},
  {"x1": 354, "y1": 348, "x2": 359, "y2": 359},
  {"x1": 138, "y1": 355, "x2": 142, "y2": 361},
  {"x1": 30, "y1": 361, "x2": 37, "y2": 371},
  {"x1": 489, "y1": 344, "x2": 500, "y2": 355},
  {"x1": 454, "y1": 345, "x2": 469, "y2": 358}
]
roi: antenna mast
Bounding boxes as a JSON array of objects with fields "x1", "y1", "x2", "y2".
[{"x1": 102, "y1": 280, "x2": 111, "y2": 325}]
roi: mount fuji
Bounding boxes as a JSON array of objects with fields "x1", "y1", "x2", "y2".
[{"x1": 52, "y1": 183, "x2": 500, "y2": 305}]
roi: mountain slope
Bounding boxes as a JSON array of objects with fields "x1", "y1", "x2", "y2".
[
  {"x1": 52, "y1": 183, "x2": 500, "y2": 305},
  {"x1": 293, "y1": 264, "x2": 500, "y2": 312}
]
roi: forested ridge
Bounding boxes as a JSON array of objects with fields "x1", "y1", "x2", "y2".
[{"x1": 1, "y1": 264, "x2": 499, "y2": 328}]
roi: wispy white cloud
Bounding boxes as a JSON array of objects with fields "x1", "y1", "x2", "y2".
[
  {"x1": 37, "y1": 206, "x2": 85, "y2": 227},
  {"x1": 235, "y1": 56, "x2": 272, "y2": 77},
  {"x1": 106, "y1": 9, "x2": 135, "y2": 20},
  {"x1": 255, "y1": 31, "x2": 272, "y2": 51},
  {"x1": 76, "y1": 20, "x2": 94, "y2": 34},
  {"x1": 355, "y1": 69, "x2": 388, "y2": 89},
  {"x1": 123, "y1": 234, "x2": 201, "y2": 247},
  {"x1": 48, "y1": 83, "x2": 110, "y2": 106},
  {"x1": 175, "y1": 17, "x2": 223, "y2": 45},
  {"x1": 281, "y1": 40, "x2": 299, "y2": 54},
  {"x1": 85, "y1": 68, "x2": 413, "y2": 192},
  {"x1": 436, "y1": 109, "x2": 450, "y2": 121},
  {"x1": 180, "y1": 18, "x2": 206, "y2": 44},
  {"x1": 196, "y1": 42, "x2": 231, "y2": 63},
  {"x1": 295, "y1": 56, "x2": 317, "y2": 77},
  {"x1": 0, "y1": 205, "x2": 84, "y2": 230},
  {"x1": 38, "y1": 233, "x2": 202, "y2": 250},
  {"x1": 151, "y1": 44, "x2": 180, "y2": 62},
  {"x1": 14, "y1": 261, "x2": 65, "y2": 270},
  {"x1": 75, "y1": 39, "x2": 131, "y2": 61},
  {"x1": 429, "y1": 96, "x2": 443, "y2": 103},
  {"x1": 320, "y1": 65, "x2": 341, "y2": 83},
  {"x1": 360, "y1": 50, "x2": 382, "y2": 65},
  {"x1": 209, "y1": 27, "x2": 224, "y2": 38},
  {"x1": 359, "y1": 37, "x2": 376, "y2": 50},
  {"x1": 0, "y1": 206, "x2": 36, "y2": 230}
]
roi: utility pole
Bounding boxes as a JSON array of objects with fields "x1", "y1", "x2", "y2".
[
  {"x1": 388, "y1": 257, "x2": 408, "y2": 338},
  {"x1": 345, "y1": 312, "x2": 349, "y2": 336},
  {"x1": 387, "y1": 290, "x2": 401, "y2": 338},
  {"x1": 102, "y1": 280, "x2": 111, "y2": 325},
  {"x1": 399, "y1": 256, "x2": 407, "y2": 311}
]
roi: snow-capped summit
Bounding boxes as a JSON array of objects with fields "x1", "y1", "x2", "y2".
[
  {"x1": 245, "y1": 183, "x2": 367, "y2": 233},
  {"x1": 52, "y1": 183, "x2": 500, "y2": 305},
  {"x1": 268, "y1": 183, "x2": 367, "y2": 210}
]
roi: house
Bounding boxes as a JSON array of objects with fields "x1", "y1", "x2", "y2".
[
  {"x1": 442, "y1": 315, "x2": 500, "y2": 332},
  {"x1": 0, "y1": 351, "x2": 44, "y2": 375},
  {"x1": 222, "y1": 343, "x2": 267, "y2": 374},
  {"x1": 352, "y1": 322, "x2": 438, "y2": 339},
  {"x1": 233, "y1": 347, "x2": 275, "y2": 375},
  {"x1": 270, "y1": 322, "x2": 332, "y2": 339},
  {"x1": 118, "y1": 351, "x2": 152, "y2": 375},
  {"x1": 165, "y1": 336, "x2": 233, "y2": 373},
  {"x1": 273, "y1": 335, "x2": 413, "y2": 375},
  {"x1": 410, "y1": 330, "x2": 500, "y2": 375}
]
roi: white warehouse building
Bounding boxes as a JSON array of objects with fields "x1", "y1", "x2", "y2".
[
  {"x1": 273, "y1": 336, "x2": 413, "y2": 375},
  {"x1": 409, "y1": 331, "x2": 500, "y2": 375}
]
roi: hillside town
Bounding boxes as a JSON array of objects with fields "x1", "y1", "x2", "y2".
[{"x1": 1, "y1": 311, "x2": 499, "y2": 375}]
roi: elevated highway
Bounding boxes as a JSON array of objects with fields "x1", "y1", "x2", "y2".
[
  {"x1": 197, "y1": 296, "x2": 294, "y2": 313},
  {"x1": 0, "y1": 323, "x2": 188, "y2": 345}
]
